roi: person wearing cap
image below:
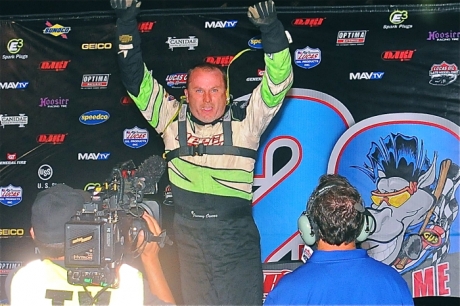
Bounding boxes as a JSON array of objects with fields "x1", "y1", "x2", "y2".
[
  {"x1": 264, "y1": 174, "x2": 414, "y2": 305},
  {"x1": 6, "y1": 184, "x2": 175, "y2": 306}
]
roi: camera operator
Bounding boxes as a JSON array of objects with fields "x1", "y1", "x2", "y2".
[{"x1": 6, "y1": 184, "x2": 175, "y2": 306}]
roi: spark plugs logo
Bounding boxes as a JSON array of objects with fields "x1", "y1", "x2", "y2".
[
  {"x1": 3, "y1": 38, "x2": 28, "y2": 60},
  {"x1": 43, "y1": 21, "x2": 71, "y2": 39},
  {"x1": 383, "y1": 10, "x2": 413, "y2": 29},
  {"x1": 165, "y1": 36, "x2": 199, "y2": 51}
]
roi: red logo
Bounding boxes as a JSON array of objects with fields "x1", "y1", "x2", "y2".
[
  {"x1": 204, "y1": 56, "x2": 234, "y2": 67},
  {"x1": 39, "y1": 60, "x2": 70, "y2": 71},
  {"x1": 6, "y1": 153, "x2": 17, "y2": 161},
  {"x1": 138, "y1": 21, "x2": 156, "y2": 33},
  {"x1": 36, "y1": 133, "x2": 67, "y2": 144},
  {"x1": 263, "y1": 269, "x2": 291, "y2": 297},
  {"x1": 257, "y1": 69, "x2": 265, "y2": 76},
  {"x1": 120, "y1": 96, "x2": 133, "y2": 105},
  {"x1": 292, "y1": 18, "x2": 325, "y2": 27},
  {"x1": 381, "y1": 50, "x2": 416, "y2": 61}
]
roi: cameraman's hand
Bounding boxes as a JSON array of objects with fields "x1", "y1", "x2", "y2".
[
  {"x1": 111, "y1": 0, "x2": 141, "y2": 23},
  {"x1": 138, "y1": 213, "x2": 161, "y2": 259},
  {"x1": 139, "y1": 213, "x2": 176, "y2": 304}
]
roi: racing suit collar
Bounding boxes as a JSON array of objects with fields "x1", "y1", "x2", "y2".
[{"x1": 188, "y1": 105, "x2": 230, "y2": 126}]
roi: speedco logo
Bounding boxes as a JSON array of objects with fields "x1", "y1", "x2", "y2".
[
  {"x1": 82, "y1": 43, "x2": 112, "y2": 50},
  {"x1": 36, "y1": 133, "x2": 67, "y2": 144},
  {"x1": 39, "y1": 60, "x2": 70, "y2": 71},
  {"x1": 0, "y1": 81, "x2": 29, "y2": 90},
  {"x1": 0, "y1": 184, "x2": 23, "y2": 207},
  {"x1": 123, "y1": 126, "x2": 149, "y2": 148},
  {"x1": 382, "y1": 50, "x2": 416, "y2": 61},
  {"x1": 81, "y1": 74, "x2": 110, "y2": 89},
  {"x1": 43, "y1": 21, "x2": 71, "y2": 39},
  {"x1": 349, "y1": 72, "x2": 384, "y2": 80},
  {"x1": 166, "y1": 73, "x2": 187, "y2": 88},
  {"x1": 291, "y1": 18, "x2": 325, "y2": 27},
  {"x1": 336, "y1": 30, "x2": 367, "y2": 46},
  {"x1": 79, "y1": 110, "x2": 110, "y2": 125},
  {"x1": 248, "y1": 36, "x2": 263, "y2": 49},
  {"x1": 204, "y1": 56, "x2": 234, "y2": 67},
  {"x1": 165, "y1": 36, "x2": 199, "y2": 51},
  {"x1": 78, "y1": 152, "x2": 110, "y2": 160},
  {"x1": 0, "y1": 229, "x2": 24, "y2": 236},
  {"x1": 204, "y1": 20, "x2": 238, "y2": 28}
]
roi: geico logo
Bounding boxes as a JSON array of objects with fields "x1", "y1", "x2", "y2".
[
  {"x1": 80, "y1": 114, "x2": 109, "y2": 121},
  {"x1": 0, "y1": 229, "x2": 25, "y2": 235},
  {"x1": 81, "y1": 43, "x2": 112, "y2": 50}
]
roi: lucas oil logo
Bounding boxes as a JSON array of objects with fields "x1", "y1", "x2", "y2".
[
  {"x1": 294, "y1": 46, "x2": 321, "y2": 69},
  {"x1": 124, "y1": 126, "x2": 149, "y2": 148},
  {"x1": 79, "y1": 110, "x2": 110, "y2": 125},
  {"x1": 166, "y1": 73, "x2": 187, "y2": 88},
  {"x1": 0, "y1": 184, "x2": 23, "y2": 207}
]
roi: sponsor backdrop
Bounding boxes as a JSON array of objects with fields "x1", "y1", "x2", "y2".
[{"x1": 1, "y1": 3, "x2": 459, "y2": 302}]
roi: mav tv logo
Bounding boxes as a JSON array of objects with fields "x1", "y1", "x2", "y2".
[{"x1": 39, "y1": 60, "x2": 70, "y2": 71}]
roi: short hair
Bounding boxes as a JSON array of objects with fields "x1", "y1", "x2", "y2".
[
  {"x1": 308, "y1": 174, "x2": 364, "y2": 245},
  {"x1": 185, "y1": 62, "x2": 228, "y2": 90}
]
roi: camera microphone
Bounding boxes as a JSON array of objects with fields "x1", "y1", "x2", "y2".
[{"x1": 136, "y1": 155, "x2": 166, "y2": 194}]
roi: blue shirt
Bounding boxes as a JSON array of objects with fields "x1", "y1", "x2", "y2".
[{"x1": 264, "y1": 249, "x2": 414, "y2": 305}]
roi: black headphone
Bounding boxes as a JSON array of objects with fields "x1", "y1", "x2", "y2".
[{"x1": 297, "y1": 182, "x2": 375, "y2": 246}]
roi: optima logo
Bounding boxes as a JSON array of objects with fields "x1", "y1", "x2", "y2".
[
  {"x1": 78, "y1": 152, "x2": 110, "y2": 160},
  {"x1": 79, "y1": 110, "x2": 110, "y2": 125},
  {"x1": 39, "y1": 60, "x2": 70, "y2": 71}
]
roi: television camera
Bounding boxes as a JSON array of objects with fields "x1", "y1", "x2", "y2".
[{"x1": 64, "y1": 155, "x2": 172, "y2": 288}]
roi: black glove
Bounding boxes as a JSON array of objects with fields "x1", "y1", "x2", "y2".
[
  {"x1": 247, "y1": 0, "x2": 289, "y2": 54},
  {"x1": 111, "y1": 0, "x2": 141, "y2": 23}
]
